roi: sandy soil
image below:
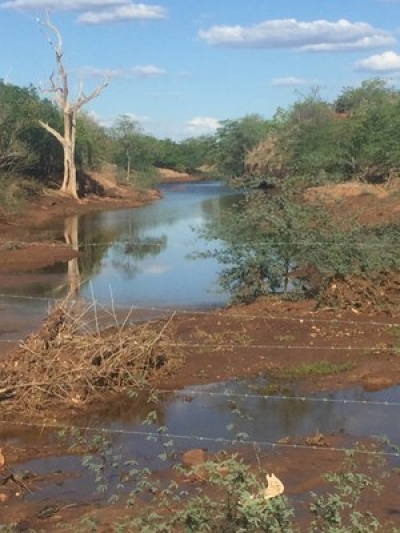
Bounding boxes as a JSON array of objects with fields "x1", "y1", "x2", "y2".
[{"x1": 0, "y1": 179, "x2": 400, "y2": 531}]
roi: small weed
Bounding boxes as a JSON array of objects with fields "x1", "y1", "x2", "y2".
[
  {"x1": 0, "y1": 242, "x2": 20, "y2": 252},
  {"x1": 254, "y1": 382, "x2": 291, "y2": 395},
  {"x1": 193, "y1": 327, "x2": 251, "y2": 352},
  {"x1": 388, "y1": 325, "x2": 400, "y2": 354},
  {"x1": 231, "y1": 331, "x2": 252, "y2": 345},
  {"x1": 273, "y1": 360, "x2": 356, "y2": 378},
  {"x1": 362, "y1": 348, "x2": 374, "y2": 356},
  {"x1": 274, "y1": 333, "x2": 295, "y2": 342},
  {"x1": 388, "y1": 325, "x2": 400, "y2": 338}
]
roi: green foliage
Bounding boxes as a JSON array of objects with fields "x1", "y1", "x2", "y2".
[
  {"x1": 75, "y1": 113, "x2": 111, "y2": 171},
  {"x1": 133, "y1": 165, "x2": 162, "y2": 190},
  {"x1": 244, "y1": 80, "x2": 400, "y2": 186},
  {"x1": 2, "y1": 427, "x2": 400, "y2": 533},
  {"x1": 212, "y1": 114, "x2": 271, "y2": 178},
  {"x1": 3, "y1": 76, "x2": 400, "y2": 204},
  {"x1": 334, "y1": 79, "x2": 397, "y2": 115},
  {"x1": 309, "y1": 471, "x2": 380, "y2": 532},
  {"x1": 0, "y1": 81, "x2": 60, "y2": 179},
  {"x1": 0, "y1": 173, "x2": 39, "y2": 209},
  {"x1": 152, "y1": 135, "x2": 215, "y2": 174},
  {"x1": 287, "y1": 94, "x2": 344, "y2": 179},
  {"x1": 73, "y1": 434, "x2": 398, "y2": 533},
  {"x1": 201, "y1": 184, "x2": 332, "y2": 303},
  {"x1": 178, "y1": 135, "x2": 215, "y2": 173},
  {"x1": 202, "y1": 173, "x2": 400, "y2": 304},
  {"x1": 126, "y1": 454, "x2": 295, "y2": 533},
  {"x1": 273, "y1": 361, "x2": 355, "y2": 378}
]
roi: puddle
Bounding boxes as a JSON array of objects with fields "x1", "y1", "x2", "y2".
[{"x1": 5, "y1": 379, "x2": 399, "y2": 504}]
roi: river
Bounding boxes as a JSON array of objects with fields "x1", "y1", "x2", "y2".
[
  {"x1": 0, "y1": 181, "x2": 243, "y2": 342},
  {"x1": 0, "y1": 181, "x2": 399, "y2": 507}
]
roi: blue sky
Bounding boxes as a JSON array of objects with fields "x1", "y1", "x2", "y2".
[{"x1": 1, "y1": 0, "x2": 400, "y2": 140}]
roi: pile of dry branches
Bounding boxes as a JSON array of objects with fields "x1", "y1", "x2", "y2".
[
  {"x1": 0, "y1": 300, "x2": 184, "y2": 416},
  {"x1": 318, "y1": 272, "x2": 400, "y2": 313}
]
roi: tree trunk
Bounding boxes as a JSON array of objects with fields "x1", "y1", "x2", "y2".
[
  {"x1": 61, "y1": 109, "x2": 78, "y2": 198},
  {"x1": 38, "y1": 15, "x2": 108, "y2": 200},
  {"x1": 126, "y1": 148, "x2": 131, "y2": 180}
]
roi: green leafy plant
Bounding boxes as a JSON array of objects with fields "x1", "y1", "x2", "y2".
[{"x1": 273, "y1": 361, "x2": 356, "y2": 378}]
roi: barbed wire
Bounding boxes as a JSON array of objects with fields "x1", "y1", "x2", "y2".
[
  {"x1": 0, "y1": 375, "x2": 398, "y2": 407},
  {"x1": 173, "y1": 389, "x2": 400, "y2": 407},
  {"x1": 0, "y1": 292, "x2": 398, "y2": 327},
  {"x1": 0, "y1": 335, "x2": 395, "y2": 353},
  {"x1": 2, "y1": 237, "x2": 400, "y2": 250},
  {"x1": 1, "y1": 236, "x2": 400, "y2": 246},
  {"x1": 0, "y1": 419, "x2": 399, "y2": 459}
]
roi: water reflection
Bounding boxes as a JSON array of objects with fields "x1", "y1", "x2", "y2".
[
  {"x1": 64, "y1": 215, "x2": 80, "y2": 296},
  {"x1": 98, "y1": 381, "x2": 400, "y2": 448},
  {"x1": 76, "y1": 182, "x2": 243, "y2": 308},
  {"x1": 0, "y1": 183, "x2": 242, "y2": 311}
]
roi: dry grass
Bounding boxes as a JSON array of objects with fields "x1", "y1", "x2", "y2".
[
  {"x1": 304, "y1": 182, "x2": 390, "y2": 203},
  {"x1": 0, "y1": 299, "x2": 184, "y2": 417}
]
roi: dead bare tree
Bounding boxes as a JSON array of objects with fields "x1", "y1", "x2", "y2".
[{"x1": 38, "y1": 14, "x2": 108, "y2": 199}]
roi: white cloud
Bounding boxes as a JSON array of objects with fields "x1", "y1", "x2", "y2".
[
  {"x1": 355, "y1": 50, "x2": 400, "y2": 72},
  {"x1": 77, "y1": 64, "x2": 166, "y2": 78},
  {"x1": 199, "y1": 19, "x2": 395, "y2": 53},
  {"x1": 271, "y1": 76, "x2": 310, "y2": 87},
  {"x1": 1, "y1": 0, "x2": 168, "y2": 25},
  {"x1": 1, "y1": 0, "x2": 128, "y2": 10},
  {"x1": 78, "y1": 66, "x2": 123, "y2": 78},
  {"x1": 129, "y1": 65, "x2": 167, "y2": 77},
  {"x1": 301, "y1": 35, "x2": 394, "y2": 52},
  {"x1": 77, "y1": 3, "x2": 167, "y2": 24},
  {"x1": 185, "y1": 117, "x2": 221, "y2": 136},
  {"x1": 87, "y1": 110, "x2": 150, "y2": 128}
]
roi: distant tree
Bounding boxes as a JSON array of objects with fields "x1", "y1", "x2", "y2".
[
  {"x1": 111, "y1": 115, "x2": 159, "y2": 178},
  {"x1": 38, "y1": 14, "x2": 108, "y2": 198},
  {"x1": 178, "y1": 135, "x2": 215, "y2": 173},
  {"x1": 282, "y1": 90, "x2": 342, "y2": 181},
  {"x1": 154, "y1": 138, "x2": 185, "y2": 171},
  {"x1": 334, "y1": 78, "x2": 397, "y2": 115},
  {"x1": 212, "y1": 114, "x2": 270, "y2": 179},
  {"x1": 334, "y1": 79, "x2": 400, "y2": 181},
  {"x1": 75, "y1": 113, "x2": 110, "y2": 171},
  {"x1": 0, "y1": 82, "x2": 38, "y2": 173}
]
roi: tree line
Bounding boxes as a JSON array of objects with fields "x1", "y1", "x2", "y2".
[
  {"x1": 2, "y1": 77, "x2": 400, "y2": 197},
  {"x1": 0, "y1": 79, "x2": 219, "y2": 203}
]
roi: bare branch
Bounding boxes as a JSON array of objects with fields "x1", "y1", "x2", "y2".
[
  {"x1": 40, "y1": 72, "x2": 65, "y2": 108},
  {"x1": 39, "y1": 11, "x2": 63, "y2": 63},
  {"x1": 38, "y1": 120, "x2": 64, "y2": 146},
  {"x1": 74, "y1": 78, "x2": 109, "y2": 111},
  {"x1": 38, "y1": 12, "x2": 68, "y2": 104}
]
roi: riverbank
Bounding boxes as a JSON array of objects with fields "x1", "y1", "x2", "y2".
[
  {"x1": 1, "y1": 310, "x2": 400, "y2": 533},
  {"x1": 0, "y1": 186, "x2": 162, "y2": 272}
]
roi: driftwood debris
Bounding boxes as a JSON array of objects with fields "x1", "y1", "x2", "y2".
[{"x1": 0, "y1": 301, "x2": 183, "y2": 416}]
